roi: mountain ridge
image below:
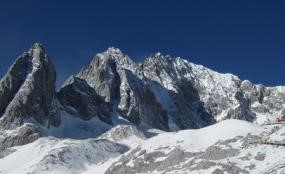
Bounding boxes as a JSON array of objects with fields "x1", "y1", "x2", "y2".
[
  {"x1": 0, "y1": 43, "x2": 284, "y2": 133},
  {"x1": 76, "y1": 46, "x2": 285, "y2": 127},
  {"x1": 0, "y1": 43, "x2": 285, "y2": 174}
]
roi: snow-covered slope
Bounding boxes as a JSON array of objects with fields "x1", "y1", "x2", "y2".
[
  {"x1": 100, "y1": 120, "x2": 285, "y2": 174},
  {"x1": 1, "y1": 119, "x2": 285, "y2": 174},
  {"x1": 4, "y1": 120, "x2": 282, "y2": 174},
  {"x1": 0, "y1": 137, "x2": 128, "y2": 174}
]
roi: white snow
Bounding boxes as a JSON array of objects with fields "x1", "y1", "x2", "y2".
[
  {"x1": 2, "y1": 119, "x2": 285, "y2": 174},
  {"x1": 0, "y1": 137, "x2": 127, "y2": 174},
  {"x1": 81, "y1": 120, "x2": 268, "y2": 174},
  {"x1": 141, "y1": 119, "x2": 262, "y2": 153},
  {"x1": 42, "y1": 111, "x2": 111, "y2": 139},
  {"x1": 0, "y1": 138, "x2": 60, "y2": 174}
]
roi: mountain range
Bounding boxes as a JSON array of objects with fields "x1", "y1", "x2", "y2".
[{"x1": 0, "y1": 43, "x2": 285, "y2": 174}]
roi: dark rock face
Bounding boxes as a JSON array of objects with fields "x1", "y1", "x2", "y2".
[
  {"x1": 57, "y1": 76, "x2": 112, "y2": 124},
  {"x1": 116, "y1": 69, "x2": 169, "y2": 130},
  {"x1": 141, "y1": 54, "x2": 218, "y2": 129},
  {"x1": 0, "y1": 43, "x2": 64, "y2": 154},
  {"x1": 0, "y1": 53, "x2": 32, "y2": 116},
  {"x1": 171, "y1": 79, "x2": 215, "y2": 129},
  {"x1": 0, "y1": 43, "x2": 57, "y2": 130}
]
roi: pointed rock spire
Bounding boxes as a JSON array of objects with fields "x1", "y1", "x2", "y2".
[{"x1": 0, "y1": 43, "x2": 58, "y2": 129}]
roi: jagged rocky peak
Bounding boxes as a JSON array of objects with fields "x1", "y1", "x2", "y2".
[
  {"x1": 0, "y1": 43, "x2": 47, "y2": 115},
  {"x1": 0, "y1": 43, "x2": 58, "y2": 130},
  {"x1": 92, "y1": 47, "x2": 135, "y2": 69},
  {"x1": 143, "y1": 52, "x2": 175, "y2": 73},
  {"x1": 77, "y1": 50, "x2": 121, "y2": 103},
  {"x1": 105, "y1": 46, "x2": 123, "y2": 55},
  {"x1": 75, "y1": 48, "x2": 169, "y2": 130},
  {"x1": 142, "y1": 52, "x2": 198, "y2": 93},
  {"x1": 77, "y1": 47, "x2": 140, "y2": 102},
  {"x1": 145, "y1": 52, "x2": 171, "y2": 62}
]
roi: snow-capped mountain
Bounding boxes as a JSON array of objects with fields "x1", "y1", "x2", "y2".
[
  {"x1": 75, "y1": 46, "x2": 285, "y2": 130},
  {"x1": 0, "y1": 43, "x2": 285, "y2": 174}
]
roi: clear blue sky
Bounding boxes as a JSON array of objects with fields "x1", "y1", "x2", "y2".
[{"x1": 1, "y1": 0, "x2": 285, "y2": 86}]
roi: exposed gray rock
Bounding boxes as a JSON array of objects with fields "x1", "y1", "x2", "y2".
[
  {"x1": 105, "y1": 143, "x2": 250, "y2": 174},
  {"x1": 105, "y1": 147, "x2": 200, "y2": 174},
  {"x1": 254, "y1": 152, "x2": 266, "y2": 161},
  {"x1": 0, "y1": 52, "x2": 32, "y2": 116},
  {"x1": 190, "y1": 160, "x2": 216, "y2": 170},
  {"x1": 75, "y1": 48, "x2": 285, "y2": 130},
  {"x1": 116, "y1": 69, "x2": 169, "y2": 130},
  {"x1": 245, "y1": 164, "x2": 256, "y2": 170},
  {"x1": 99, "y1": 125, "x2": 146, "y2": 141},
  {"x1": 201, "y1": 145, "x2": 240, "y2": 160},
  {"x1": 0, "y1": 148, "x2": 15, "y2": 159},
  {"x1": 238, "y1": 153, "x2": 252, "y2": 161},
  {"x1": 242, "y1": 134, "x2": 264, "y2": 147},
  {"x1": 0, "y1": 43, "x2": 61, "y2": 152},
  {"x1": 220, "y1": 162, "x2": 249, "y2": 174},
  {"x1": 212, "y1": 169, "x2": 224, "y2": 174},
  {"x1": 76, "y1": 49, "x2": 169, "y2": 130},
  {"x1": 170, "y1": 79, "x2": 215, "y2": 129},
  {"x1": 0, "y1": 43, "x2": 58, "y2": 130},
  {"x1": 0, "y1": 124, "x2": 40, "y2": 155},
  {"x1": 142, "y1": 54, "x2": 217, "y2": 129},
  {"x1": 47, "y1": 98, "x2": 61, "y2": 128},
  {"x1": 76, "y1": 48, "x2": 123, "y2": 103}
]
